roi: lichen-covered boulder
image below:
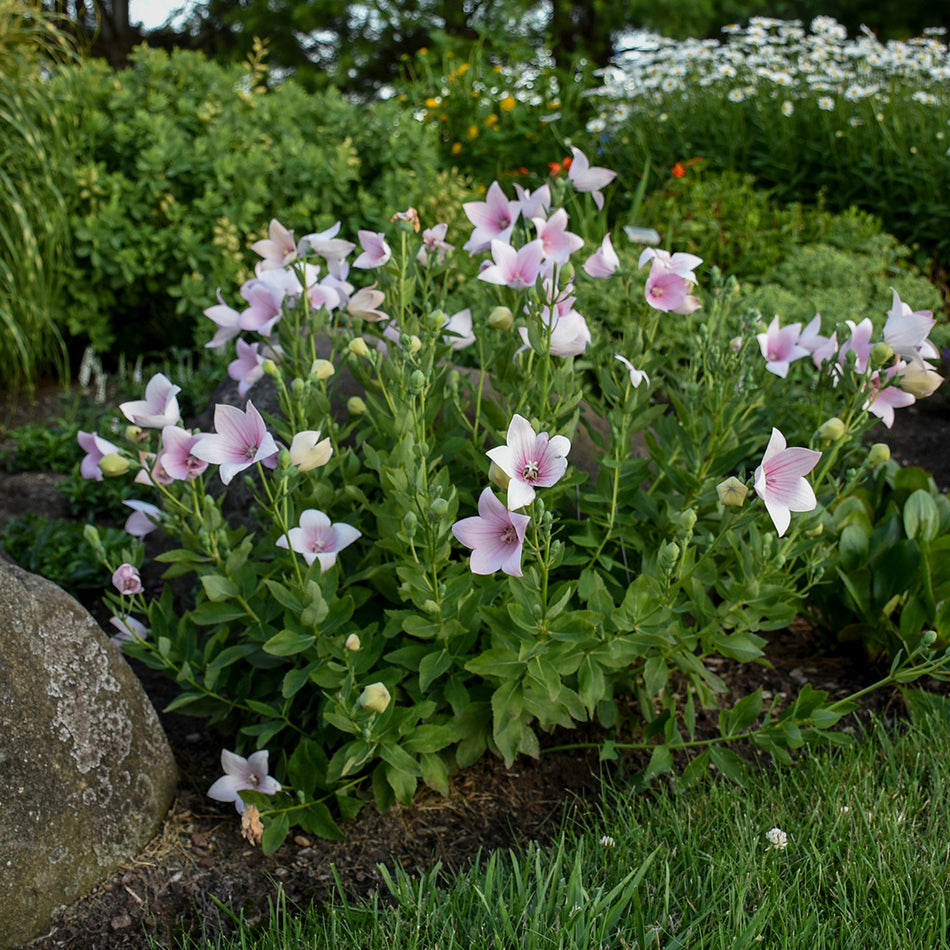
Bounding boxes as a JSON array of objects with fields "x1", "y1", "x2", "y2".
[{"x1": 0, "y1": 558, "x2": 177, "y2": 949}]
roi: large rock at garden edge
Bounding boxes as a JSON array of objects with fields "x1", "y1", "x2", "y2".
[{"x1": 0, "y1": 557, "x2": 177, "y2": 949}]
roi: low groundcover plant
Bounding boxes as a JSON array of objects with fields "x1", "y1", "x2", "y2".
[{"x1": 80, "y1": 151, "x2": 950, "y2": 851}]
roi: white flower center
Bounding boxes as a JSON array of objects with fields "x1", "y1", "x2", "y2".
[{"x1": 521, "y1": 460, "x2": 540, "y2": 483}]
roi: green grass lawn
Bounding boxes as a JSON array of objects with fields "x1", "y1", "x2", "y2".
[{"x1": 172, "y1": 703, "x2": 950, "y2": 949}]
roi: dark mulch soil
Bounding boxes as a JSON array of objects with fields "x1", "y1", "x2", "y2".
[{"x1": 3, "y1": 381, "x2": 948, "y2": 950}]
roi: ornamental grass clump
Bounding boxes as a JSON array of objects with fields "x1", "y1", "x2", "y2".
[{"x1": 82, "y1": 150, "x2": 950, "y2": 852}]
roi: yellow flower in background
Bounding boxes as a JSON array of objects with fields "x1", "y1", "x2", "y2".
[
  {"x1": 424, "y1": 96, "x2": 441, "y2": 109},
  {"x1": 419, "y1": 47, "x2": 428, "y2": 55},
  {"x1": 467, "y1": 124, "x2": 479, "y2": 139},
  {"x1": 485, "y1": 113, "x2": 499, "y2": 128},
  {"x1": 500, "y1": 95, "x2": 517, "y2": 112},
  {"x1": 451, "y1": 142, "x2": 462, "y2": 154}
]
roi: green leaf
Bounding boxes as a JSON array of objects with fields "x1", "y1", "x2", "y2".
[
  {"x1": 643, "y1": 744, "x2": 673, "y2": 782},
  {"x1": 296, "y1": 801, "x2": 345, "y2": 842},
  {"x1": 709, "y1": 745, "x2": 749, "y2": 785},
  {"x1": 261, "y1": 810, "x2": 290, "y2": 855},
  {"x1": 904, "y1": 489, "x2": 940, "y2": 543},
  {"x1": 419, "y1": 649, "x2": 452, "y2": 691},
  {"x1": 282, "y1": 663, "x2": 319, "y2": 699},
  {"x1": 724, "y1": 689, "x2": 763, "y2": 735},
  {"x1": 265, "y1": 579, "x2": 305, "y2": 612},
  {"x1": 839, "y1": 522, "x2": 870, "y2": 573},
  {"x1": 201, "y1": 574, "x2": 239, "y2": 602},
  {"x1": 263, "y1": 628, "x2": 316, "y2": 657}
]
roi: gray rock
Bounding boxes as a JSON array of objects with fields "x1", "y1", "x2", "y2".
[{"x1": 0, "y1": 558, "x2": 177, "y2": 949}]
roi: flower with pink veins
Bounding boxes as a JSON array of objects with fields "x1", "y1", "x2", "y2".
[
  {"x1": 417, "y1": 223, "x2": 454, "y2": 265},
  {"x1": 519, "y1": 308, "x2": 591, "y2": 357},
  {"x1": 123, "y1": 499, "x2": 165, "y2": 538},
  {"x1": 119, "y1": 373, "x2": 181, "y2": 428},
  {"x1": 753, "y1": 428, "x2": 821, "y2": 537},
  {"x1": 864, "y1": 364, "x2": 916, "y2": 428},
  {"x1": 207, "y1": 749, "x2": 281, "y2": 814},
  {"x1": 532, "y1": 209, "x2": 583, "y2": 263},
  {"x1": 487, "y1": 413, "x2": 571, "y2": 510},
  {"x1": 756, "y1": 316, "x2": 809, "y2": 378},
  {"x1": 205, "y1": 290, "x2": 242, "y2": 349},
  {"x1": 299, "y1": 222, "x2": 356, "y2": 266},
  {"x1": 228, "y1": 339, "x2": 267, "y2": 397},
  {"x1": 463, "y1": 181, "x2": 522, "y2": 254},
  {"x1": 883, "y1": 288, "x2": 938, "y2": 364},
  {"x1": 584, "y1": 233, "x2": 619, "y2": 278},
  {"x1": 108, "y1": 614, "x2": 149, "y2": 645},
  {"x1": 251, "y1": 218, "x2": 297, "y2": 270},
  {"x1": 638, "y1": 248, "x2": 703, "y2": 283},
  {"x1": 191, "y1": 401, "x2": 280, "y2": 486},
  {"x1": 77, "y1": 431, "x2": 121, "y2": 481},
  {"x1": 346, "y1": 285, "x2": 388, "y2": 322},
  {"x1": 237, "y1": 278, "x2": 284, "y2": 336},
  {"x1": 639, "y1": 249, "x2": 703, "y2": 314},
  {"x1": 479, "y1": 239, "x2": 545, "y2": 290},
  {"x1": 452, "y1": 487, "x2": 531, "y2": 576},
  {"x1": 353, "y1": 230, "x2": 392, "y2": 269},
  {"x1": 837, "y1": 318, "x2": 874, "y2": 374},
  {"x1": 567, "y1": 146, "x2": 617, "y2": 210},
  {"x1": 799, "y1": 314, "x2": 838, "y2": 368},
  {"x1": 159, "y1": 425, "x2": 210, "y2": 481},
  {"x1": 513, "y1": 183, "x2": 551, "y2": 221},
  {"x1": 276, "y1": 509, "x2": 361, "y2": 571},
  {"x1": 112, "y1": 563, "x2": 144, "y2": 595},
  {"x1": 135, "y1": 450, "x2": 174, "y2": 487}
]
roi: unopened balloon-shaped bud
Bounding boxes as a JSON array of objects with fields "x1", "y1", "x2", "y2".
[
  {"x1": 311, "y1": 358, "x2": 335, "y2": 381},
  {"x1": 488, "y1": 306, "x2": 514, "y2": 331},
  {"x1": 347, "y1": 396, "x2": 367, "y2": 415},
  {"x1": 817, "y1": 417, "x2": 846, "y2": 445},
  {"x1": 675, "y1": 508, "x2": 697, "y2": 533},
  {"x1": 348, "y1": 337, "x2": 371, "y2": 358},
  {"x1": 124, "y1": 425, "x2": 146, "y2": 444},
  {"x1": 278, "y1": 447, "x2": 292, "y2": 470},
  {"x1": 290, "y1": 430, "x2": 333, "y2": 471},
  {"x1": 488, "y1": 461, "x2": 510, "y2": 490},
  {"x1": 345, "y1": 633, "x2": 361, "y2": 651},
  {"x1": 899, "y1": 362, "x2": 944, "y2": 398},
  {"x1": 291, "y1": 377, "x2": 305, "y2": 397},
  {"x1": 408, "y1": 335, "x2": 422, "y2": 355},
  {"x1": 870, "y1": 342, "x2": 894, "y2": 368},
  {"x1": 409, "y1": 369, "x2": 426, "y2": 393},
  {"x1": 403, "y1": 510, "x2": 418, "y2": 536},
  {"x1": 868, "y1": 442, "x2": 891, "y2": 466},
  {"x1": 99, "y1": 453, "x2": 130, "y2": 477},
  {"x1": 262, "y1": 358, "x2": 279, "y2": 377},
  {"x1": 659, "y1": 541, "x2": 680, "y2": 572},
  {"x1": 423, "y1": 599, "x2": 439, "y2": 615},
  {"x1": 358, "y1": 682, "x2": 391, "y2": 714},
  {"x1": 429, "y1": 497, "x2": 449, "y2": 520},
  {"x1": 717, "y1": 476, "x2": 748, "y2": 507},
  {"x1": 559, "y1": 261, "x2": 575, "y2": 284},
  {"x1": 922, "y1": 629, "x2": 938, "y2": 648},
  {"x1": 429, "y1": 309, "x2": 447, "y2": 330}
]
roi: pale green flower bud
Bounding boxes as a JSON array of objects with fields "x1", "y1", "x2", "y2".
[
  {"x1": 345, "y1": 633, "x2": 361, "y2": 651},
  {"x1": 806, "y1": 522, "x2": 824, "y2": 538},
  {"x1": 99, "y1": 453, "x2": 130, "y2": 477},
  {"x1": 488, "y1": 306, "x2": 514, "y2": 331},
  {"x1": 921, "y1": 629, "x2": 938, "y2": 648},
  {"x1": 311, "y1": 358, "x2": 335, "y2": 381},
  {"x1": 423, "y1": 599, "x2": 439, "y2": 615},
  {"x1": 870, "y1": 341, "x2": 894, "y2": 367},
  {"x1": 409, "y1": 369, "x2": 426, "y2": 393},
  {"x1": 488, "y1": 461, "x2": 510, "y2": 490},
  {"x1": 403, "y1": 511, "x2": 418, "y2": 536},
  {"x1": 817, "y1": 417, "x2": 846, "y2": 445},
  {"x1": 429, "y1": 498, "x2": 449, "y2": 520},
  {"x1": 358, "y1": 682, "x2": 391, "y2": 714},
  {"x1": 898, "y1": 362, "x2": 944, "y2": 399},
  {"x1": 429, "y1": 310, "x2": 447, "y2": 330},
  {"x1": 408, "y1": 335, "x2": 422, "y2": 355},
  {"x1": 291, "y1": 377, "x2": 305, "y2": 398},
  {"x1": 717, "y1": 476, "x2": 748, "y2": 507},
  {"x1": 868, "y1": 443, "x2": 891, "y2": 466},
  {"x1": 559, "y1": 262, "x2": 575, "y2": 284},
  {"x1": 675, "y1": 508, "x2": 697, "y2": 533},
  {"x1": 262, "y1": 358, "x2": 279, "y2": 377},
  {"x1": 348, "y1": 337, "x2": 371, "y2": 358},
  {"x1": 659, "y1": 541, "x2": 680, "y2": 572},
  {"x1": 347, "y1": 396, "x2": 367, "y2": 415},
  {"x1": 124, "y1": 425, "x2": 146, "y2": 444}
]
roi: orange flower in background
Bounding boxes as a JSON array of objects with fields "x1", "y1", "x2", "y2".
[
  {"x1": 562, "y1": 155, "x2": 573, "y2": 171},
  {"x1": 671, "y1": 161, "x2": 686, "y2": 178},
  {"x1": 549, "y1": 161, "x2": 562, "y2": 176}
]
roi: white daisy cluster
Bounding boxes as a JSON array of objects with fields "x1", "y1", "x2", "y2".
[{"x1": 587, "y1": 16, "x2": 950, "y2": 125}]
